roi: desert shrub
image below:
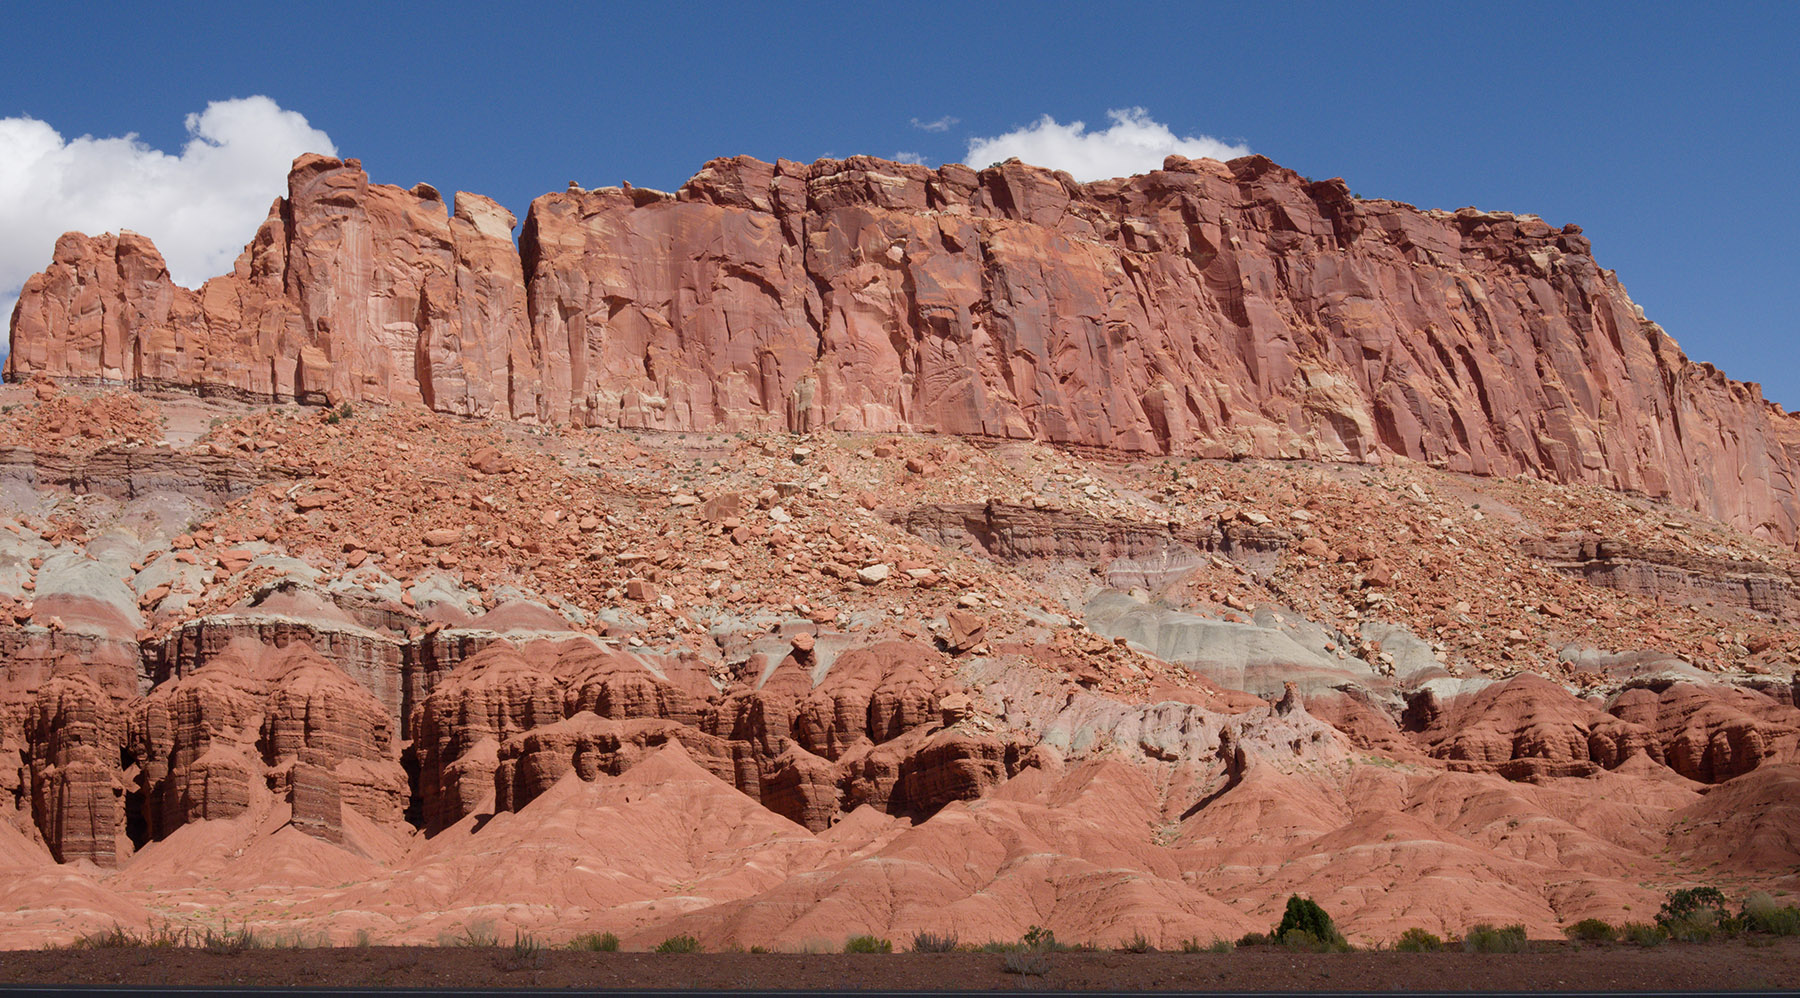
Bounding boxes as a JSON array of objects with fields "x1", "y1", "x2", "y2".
[
  {"x1": 1280, "y1": 929, "x2": 1320, "y2": 950},
  {"x1": 1179, "y1": 937, "x2": 1232, "y2": 953},
  {"x1": 1394, "y1": 927, "x2": 1443, "y2": 952},
  {"x1": 570, "y1": 931, "x2": 619, "y2": 952},
  {"x1": 654, "y1": 934, "x2": 703, "y2": 954},
  {"x1": 1564, "y1": 918, "x2": 1616, "y2": 943},
  {"x1": 1235, "y1": 931, "x2": 1272, "y2": 947},
  {"x1": 843, "y1": 935, "x2": 892, "y2": 953},
  {"x1": 1273, "y1": 896, "x2": 1345, "y2": 948},
  {"x1": 1662, "y1": 911, "x2": 1720, "y2": 944},
  {"x1": 200, "y1": 922, "x2": 259, "y2": 955},
  {"x1": 71, "y1": 925, "x2": 146, "y2": 949},
  {"x1": 748, "y1": 945, "x2": 769, "y2": 953},
  {"x1": 911, "y1": 931, "x2": 958, "y2": 953},
  {"x1": 77, "y1": 921, "x2": 191, "y2": 949},
  {"x1": 1619, "y1": 922, "x2": 1667, "y2": 947},
  {"x1": 1461, "y1": 923, "x2": 1528, "y2": 953},
  {"x1": 257, "y1": 929, "x2": 324, "y2": 949},
  {"x1": 1121, "y1": 931, "x2": 1156, "y2": 953},
  {"x1": 1021, "y1": 925, "x2": 1058, "y2": 950},
  {"x1": 450, "y1": 921, "x2": 498, "y2": 948},
  {"x1": 1741, "y1": 893, "x2": 1800, "y2": 936},
  {"x1": 1278, "y1": 927, "x2": 1350, "y2": 953},
  {"x1": 1001, "y1": 948, "x2": 1052, "y2": 976},
  {"x1": 496, "y1": 931, "x2": 548, "y2": 971},
  {"x1": 1658, "y1": 887, "x2": 1728, "y2": 928}
]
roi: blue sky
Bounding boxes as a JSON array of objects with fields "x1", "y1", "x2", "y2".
[{"x1": 3, "y1": 2, "x2": 1795, "y2": 407}]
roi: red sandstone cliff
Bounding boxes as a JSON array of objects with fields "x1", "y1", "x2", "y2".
[{"x1": 10, "y1": 152, "x2": 1799, "y2": 541}]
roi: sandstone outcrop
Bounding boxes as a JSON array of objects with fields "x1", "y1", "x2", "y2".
[
  {"x1": 129, "y1": 642, "x2": 407, "y2": 843},
  {"x1": 894, "y1": 501, "x2": 1288, "y2": 590},
  {"x1": 24, "y1": 662, "x2": 126, "y2": 865},
  {"x1": 409, "y1": 634, "x2": 1023, "y2": 832},
  {"x1": 1524, "y1": 532, "x2": 1800, "y2": 619},
  {"x1": 1410, "y1": 674, "x2": 1800, "y2": 783},
  {"x1": 11, "y1": 153, "x2": 1800, "y2": 542}
]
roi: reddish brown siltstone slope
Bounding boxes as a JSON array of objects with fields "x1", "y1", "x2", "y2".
[
  {"x1": 9, "y1": 151, "x2": 1800, "y2": 542},
  {"x1": 0, "y1": 382, "x2": 1794, "y2": 952}
]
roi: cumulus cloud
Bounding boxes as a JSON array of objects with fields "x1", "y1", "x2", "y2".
[
  {"x1": 910, "y1": 115, "x2": 959, "y2": 133},
  {"x1": 891, "y1": 151, "x2": 926, "y2": 165},
  {"x1": 0, "y1": 96, "x2": 336, "y2": 347},
  {"x1": 965, "y1": 107, "x2": 1250, "y2": 182}
]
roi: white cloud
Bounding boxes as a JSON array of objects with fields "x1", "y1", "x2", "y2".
[
  {"x1": 910, "y1": 115, "x2": 959, "y2": 133},
  {"x1": 0, "y1": 96, "x2": 335, "y2": 323},
  {"x1": 964, "y1": 107, "x2": 1250, "y2": 182},
  {"x1": 891, "y1": 151, "x2": 926, "y2": 165}
]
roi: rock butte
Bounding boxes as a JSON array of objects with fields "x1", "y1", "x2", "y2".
[
  {"x1": 8, "y1": 152, "x2": 1799, "y2": 545},
  {"x1": 0, "y1": 153, "x2": 1796, "y2": 951}
]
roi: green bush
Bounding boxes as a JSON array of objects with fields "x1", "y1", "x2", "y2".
[
  {"x1": 570, "y1": 931, "x2": 619, "y2": 952},
  {"x1": 1278, "y1": 928, "x2": 1351, "y2": 953},
  {"x1": 1271, "y1": 896, "x2": 1348, "y2": 951},
  {"x1": 1741, "y1": 893, "x2": 1800, "y2": 936},
  {"x1": 1274, "y1": 896, "x2": 1341, "y2": 943},
  {"x1": 843, "y1": 935, "x2": 892, "y2": 953},
  {"x1": 654, "y1": 934, "x2": 703, "y2": 954},
  {"x1": 1394, "y1": 927, "x2": 1443, "y2": 952},
  {"x1": 1235, "y1": 931, "x2": 1272, "y2": 947},
  {"x1": 1658, "y1": 887, "x2": 1728, "y2": 928},
  {"x1": 1564, "y1": 918, "x2": 1616, "y2": 943},
  {"x1": 1461, "y1": 923, "x2": 1527, "y2": 953},
  {"x1": 911, "y1": 930, "x2": 958, "y2": 953},
  {"x1": 1021, "y1": 925, "x2": 1058, "y2": 951},
  {"x1": 1620, "y1": 922, "x2": 1667, "y2": 947}
]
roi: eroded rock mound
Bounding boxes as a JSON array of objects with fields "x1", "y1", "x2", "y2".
[
  {"x1": 130, "y1": 642, "x2": 407, "y2": 844},
  {"x1": 1410, "y1": 674, "x2": 1800, "y2": 782}
]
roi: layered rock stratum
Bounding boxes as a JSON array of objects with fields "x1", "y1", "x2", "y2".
[
  {"x1": 9, "y1": 153, "x2": 1799, "y2": 544},
  {"x1": 0, "y1": 152, "x2": 1796, "y2": 950}
]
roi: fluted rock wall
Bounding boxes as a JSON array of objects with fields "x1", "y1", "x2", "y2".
[
  {"x1": 25, "y1": 665, "x2": 126, "y2": 865},
  {"x1": 412, "y1": 638, "x2": 1014, "y2": 834},
  {"x1": 10, "y1": 152, "x2": 1800, "y2": 541}
]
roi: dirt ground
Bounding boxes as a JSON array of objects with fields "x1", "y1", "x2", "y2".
[{"x1": 0, "y1": 940, "x2": 1795, "y2": 991}]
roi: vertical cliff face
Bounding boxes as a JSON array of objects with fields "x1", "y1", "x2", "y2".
[
  {"x1": 7, "y1": 155, "x2": 528, "y2": 416},
  {"x1": 9, "y1": 153, "x2": 1800, "y2": 541}
]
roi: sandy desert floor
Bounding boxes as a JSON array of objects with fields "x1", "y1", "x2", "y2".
[{"x1": 0, "y1": 940, "x2": 1796, "y2": 991}]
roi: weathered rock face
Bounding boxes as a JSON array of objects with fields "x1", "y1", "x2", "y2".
[
  {"x1": 893, "y1": 501, "x2": 1289, "y2": 589},
  {"x1": 412, "y1": 635, "x2": 1021, "y2": 833},
  {"x1": 8, "y1": 155, "x2": 528, "y2": 417},
  {"x1": 1408, "y1": 674, "x2": 1800, "y2": 783},
  {"x1": 1524, "y1": 533, "x2": 1800, "y2": 619},
  {"x1": 129, "y1": 642, "x2": 407, "y2": 842},
  {"x1": 10, "y1": 153, "x2": 1800, "y2": 542},
  {"x1": 24, "y1": 663, "x2": 126, "y2": 865}
]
